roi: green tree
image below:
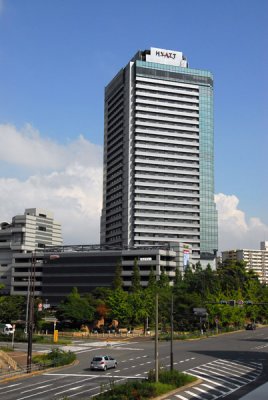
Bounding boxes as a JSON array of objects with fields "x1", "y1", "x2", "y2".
[
  {"x1": 158, "y1": 268, "x2": 170, "y2": 288},
  {"x1": 56, "y1": 287, "x2": 94, "y2": 324},
  {"x1": 113, "y1": 261, "x2": 123, "y2": 290},
  {"x1": 0, "y1": 295, "x2": 25, "y2": 322},
  {"x1": 107, "y1": 288, "x2": 130, "y2": 325},
  {"x1": 147, "y1": 267, "x2": 157, "y2": 292},
  {"x1": 130, "y1": 259, "x2": 141, "y2": 292},
  {"x1": 174, "y1": 267, "x2": 183, "y2": 289}
]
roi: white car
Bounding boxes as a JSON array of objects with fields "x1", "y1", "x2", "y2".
[{"x1": 90, "y1": 355, "x2": 117, "y2": 371}]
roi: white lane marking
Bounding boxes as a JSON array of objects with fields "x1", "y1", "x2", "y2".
[
  {"x1": 213, "y1": 359, "x2": 256, "y2": 373},
  {"x1": 65, "y1": 377, "x2": 128, "y2": 399},
  {"x1": 201, "y1": 383, "x2": 226, "y2": 395},
  {"x1": 175, "y1": 395, "x2": 188, "y2": 400},
  {"x1": 210, "y1": 363, "x2": 252, "y2": 381},
  {"x1": 17, "y1": 376, "x2": 97, "y2": 400},
  {"x1": 54, "y1": 385, "x2": 85, "y2": 396},
  {"x1": 204, "y1": 364, "x2": 251, "y2": 384},
  {"x1": 185, "y1": 369, "x2": 237, "y2": 388},
  {"x1": 193, "y1": 366, "x2": 240, "y2": 386},
  {"x1": 195, "y1": 386, "x2": 217, "y2": 399},
  {"x1": 76, "y1": 348, "x2": 103, "y2": 354},
  {"x1": 21, "y1": 385, "x2": 52, "y2": 394},
  {"x1": 253, "y1": 344, "x2": 268, "y2": 350},
  {"x1": 44, "y1": 373, "x2": 147, "y2": 379},
  {"x1": 4, "y1": 383, "x2": 22, "y2": 388},
  {"x1": 196, "y1": 386, "x2": 218, "y2": 399},
  {"x1": 0, "y1": 376, "x2": 64, "y2": 395},
  {"x1": 185, "y1": 390, "x2": 205, "y2": 399},
  {"x1": 219, "y1": 359, "x2": 263, "y2": 376},
  {"x1": 135, "y1": 373, "x2": 141, "y2": 376},
  {"x1": 44, "y1": 373, "x2": 97, "y2": 376},
  {"x1": 110, "y1": 347, "x2": 144, "y2": 350}
]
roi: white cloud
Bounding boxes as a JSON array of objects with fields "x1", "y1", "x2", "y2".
[
  {"x1": 0, "y1": 124, "x2": 103, "y2": 244},
  {"x1": 1, "y1": 124, "x2": 267, "y2": 251},
  {"x1": 215, "y1": 193, "x2": 268, "y2": 252},
  {"x1": 0, "y1": 123, "x2": 101, "y2": 170}
]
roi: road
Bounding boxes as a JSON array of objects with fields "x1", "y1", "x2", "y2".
[{"x1": 1, "y1": 327, "x2": 268, "y2": 400}]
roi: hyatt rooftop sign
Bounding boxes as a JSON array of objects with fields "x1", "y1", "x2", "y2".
[{"x1": 146, "y1": 47, "x2": 188, "y2": 67}]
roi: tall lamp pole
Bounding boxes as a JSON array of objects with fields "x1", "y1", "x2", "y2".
[
  {"x1": 155, "y1": 291, "x2": 159, "y2": 382},
  {"x1": 27, "y1": 251, "x2": 36, "y2": 373},
  {"x1": 170, "y1": 293, "x2": 174, "y2": 370}
]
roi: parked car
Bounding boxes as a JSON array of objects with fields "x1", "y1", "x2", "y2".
[
  {"x1": 245, "y1": 323, "x2": 256, "y2": 330},
  {"x1": 90, "y1": 355, "x2": 117, "y2": 371}
]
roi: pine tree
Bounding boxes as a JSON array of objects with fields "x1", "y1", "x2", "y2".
[
  {"x1": 113, "y1": 261, "x2": 123, "y2": 290},
  {"x1": 131, "y1": 258, "x2": 142, "y2": 292}
]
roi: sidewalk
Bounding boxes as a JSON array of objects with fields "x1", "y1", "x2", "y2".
[
  {"x1": 239, "y1": 382, "x2": 268, "y2": 399},
  {"x1": 6, "y1": 351, "x2": 27, "y2": 369}
]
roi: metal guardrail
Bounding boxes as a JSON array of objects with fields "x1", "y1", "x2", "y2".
[{"x1": 0, "y1": 359, "x2": 60, "y2": 380}]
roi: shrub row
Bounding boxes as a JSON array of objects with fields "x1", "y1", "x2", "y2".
[
  {"x1": 32, "y1": 348, "x2": 76, "y2": 368},
  {"x1": 95, "y1": 369, "x2": 196, "y2": 400}
]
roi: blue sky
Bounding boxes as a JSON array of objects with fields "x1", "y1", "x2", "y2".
[{"x1": 0, "y1": 0, "x2": 267, "y2": 250}]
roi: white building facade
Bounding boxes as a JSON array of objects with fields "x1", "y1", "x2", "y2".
[
  {"x1": 222, "y1": 242, "x2": 268, "y2": 284},
  {"x1": 100, "y1": 47, "x2": 218, "y2": 264},
  {"x1": 0, "y1": 208, "x2": 62, "y2": 294}
]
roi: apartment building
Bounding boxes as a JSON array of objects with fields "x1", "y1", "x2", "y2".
[{"x1": 222, "y1": 242, "x2": 268, "y2": 284}]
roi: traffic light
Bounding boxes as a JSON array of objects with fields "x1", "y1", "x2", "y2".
[
  {"x1": 219, "y1": 300, "x2": 228, "y2": 305},
  {"x1": 245, "y1": 300, "x2": 253, "y2": 305},
  {"x1": 228, "y1": 300, "x2": 236, "y2": 306}
]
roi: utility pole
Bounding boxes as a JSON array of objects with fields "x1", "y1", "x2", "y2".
[
  {"x1": 27, "y1": 252, "x2": 36, "y2": 373},
  {"x1": 170, "y1": 293, "x2": 174, "y2": 370},
  {"x1": 155, "y1": 291, "x2": 159, "y2": 382}
]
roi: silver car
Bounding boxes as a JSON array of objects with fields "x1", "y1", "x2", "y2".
[{"x1": 90, "y1": 355, "x2": 117, "y2": 371}]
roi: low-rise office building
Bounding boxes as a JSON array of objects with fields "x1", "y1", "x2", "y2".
[
  {"x1": 11, "y1": 242, "x2": 191, "y2": 305},
  {"x1": 222, "y1": 242, "x2": 268, "y2": 284}
]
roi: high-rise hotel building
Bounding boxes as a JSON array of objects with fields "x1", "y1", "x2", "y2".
[{"x1": 100, "y1": 47, "x2": 218, "y2": 262}]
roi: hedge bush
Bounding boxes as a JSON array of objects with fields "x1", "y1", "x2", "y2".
[
  {"x1": 95, "y1": 380, "x2": 174, "y2": 400},
  {"x1": 95, "y1": 369, "x2": 196, "y2": 400},
  {"x1": 32, "y1": 348, "x2": 76, "y2": 368}
]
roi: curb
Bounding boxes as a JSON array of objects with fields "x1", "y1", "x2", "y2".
[{"x1": 153, "y1": 378, "x2": 202, "y2": 400}]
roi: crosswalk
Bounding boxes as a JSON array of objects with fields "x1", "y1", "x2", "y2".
[
  {"x1": 166, "y1": 359, "x2": 262, "y2": 400},
  {"x1": 37, "y1": 341, "x2": 143, "y2": 355}
]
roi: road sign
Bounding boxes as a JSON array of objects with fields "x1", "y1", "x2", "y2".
[{"x1": 193, "y1": 307, "x2": 207, "y2": 316}]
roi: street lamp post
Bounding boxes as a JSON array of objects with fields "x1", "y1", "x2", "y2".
[
  {"x1": 24, "y1": 275, "x2": 31, "y2": 337},
  {"x1": 26, "y1": 251, "x2": 36, "y2": 373},
  {"x1": 170, "y1": 293, "x2": 174, "y2": 371},
  {"x1": 155, "y1": 291, "x2": 159, "y2": 382}
]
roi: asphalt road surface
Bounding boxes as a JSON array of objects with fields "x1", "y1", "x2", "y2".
[{"x1": 1, "y1": 326, "x2": 268, "y2": 400}]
